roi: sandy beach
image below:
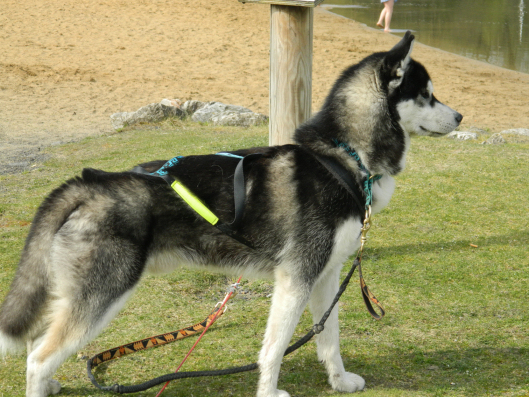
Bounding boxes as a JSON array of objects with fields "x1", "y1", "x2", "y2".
[{"x1": 1, "y1": 0, "x2": 528, "y2": 173}]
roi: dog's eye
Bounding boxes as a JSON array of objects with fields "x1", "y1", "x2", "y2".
[{"x1": 421, "y1": 91, "x2": 430, "y2": 99}]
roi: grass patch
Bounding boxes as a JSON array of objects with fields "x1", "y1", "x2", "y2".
[{"x1": 0, "y1": 121, "x2": 528, "y2": 397}]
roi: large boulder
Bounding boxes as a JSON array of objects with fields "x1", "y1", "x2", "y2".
[{"x1": 110, "y1": 100, "x2": 268, "y2": 130}]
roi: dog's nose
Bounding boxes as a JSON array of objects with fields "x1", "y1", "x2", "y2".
[{"x1": 455, "y1": 112, "x2": 463, "y2": 123}]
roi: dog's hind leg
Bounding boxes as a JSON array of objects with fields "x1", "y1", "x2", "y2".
[
  {"x1": 309, "y1": 265, "x2": 365, "y2": 393},
  {"x1": 25, "y1": 336, "x2": 62, "y2": 396},
  {"x1": 22, "y1": 200, "x2": 149, "y2": 397},
  {"x1": 257, "y1": 267, "x2": 311, "y2": 397},
  {"x1": 25, "y1": 290, "x2": 133, "y2": 397}
]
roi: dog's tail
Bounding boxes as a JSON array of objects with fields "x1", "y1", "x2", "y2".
[{"x1": 0, "y1": 178, "x2": 87, "y2": 356}]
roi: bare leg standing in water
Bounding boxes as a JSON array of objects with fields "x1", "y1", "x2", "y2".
[{"x1": 377, "y1": 0, "x2": 395, "y2": 32}]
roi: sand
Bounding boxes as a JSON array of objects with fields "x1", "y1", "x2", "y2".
[{"x1": 1, "y1": 0, "x2": 528, "y2": 173}]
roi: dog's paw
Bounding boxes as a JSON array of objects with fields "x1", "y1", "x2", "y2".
[
  {"x1": 257, "y1": 389, "x2": 290, "y2": 397},
  {"x1": 47, "y1": 379, "x2": 62, "y2": 395},
  {"x1": 329, "y1": 371, "x2": 365, "y2": 393}
]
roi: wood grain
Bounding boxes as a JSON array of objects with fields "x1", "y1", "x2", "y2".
[{"x1": 269, "y1": 5, "x2": 313, "y2": 145}]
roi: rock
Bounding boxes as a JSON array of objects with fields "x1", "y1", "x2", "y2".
[
  {"x1": 181, "y1": 100, "x2": 207, "y2": 116},
  {"x1": 483, "y1": 133, "x2": 506, "y2": 145},
  {"x1": 191, "y1": 102, "x2": 251, "y2": 123},
  {"x1": 110, "y1": 112, "x2": 133, "y2": 130},
  {"x1": 212, "y1": 110, "x2": 268, "y2": 127},
  {"x1": 110, "y1": 102, "x2": 185, "y2": 129},
  {"x1": 446, "y1": 131, "x2": 478, "y2": 141},
  {"x1": 110, "y1": 99, "x2": 268, "y2": 130},
  {"x1": 191, "y1": 101, "x2": 268, "y2": 127},
  {"x1": 499, "y1": 128, "x2": 529, "y2": 136},
  {"x1": 160, "y1": 98, "x2": 182, "y2": 108},
  {"x1": 481, "y1": 128, "x2": 529, "y2": 144}
]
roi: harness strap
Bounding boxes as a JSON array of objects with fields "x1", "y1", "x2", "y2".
[
  {"x1": 310, "y1": 145, "x2": 385, "y2": 320},
  {"x1": 310, "y1": 153, "x2": 366, "y2": 214},
  {"x1": 231, "y1": 153, "x2": 262, "y2": 230},
  {"x1": 132, "y1": 153, "x2": 262, "y2": 249}
]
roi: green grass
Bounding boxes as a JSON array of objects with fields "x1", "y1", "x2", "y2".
[{"x1": 0, "y1": 120, "x2": 528, "y2": 397}]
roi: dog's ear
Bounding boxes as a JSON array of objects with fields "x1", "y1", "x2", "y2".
[{"x1": 384, "y1": 31, "x2": 415, "y2": 89}]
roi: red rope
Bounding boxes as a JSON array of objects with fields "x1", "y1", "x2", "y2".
[{"x1": 155, "y1": 276, "x2": 243, "y2": 397}]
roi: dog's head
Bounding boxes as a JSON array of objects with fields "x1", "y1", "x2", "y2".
[
  {"x1": 384, "y1": 31, "x2": 463, "y2": 137},
  {"x1": 295, "y1": 32, "x2": 463, "y2": 175}
]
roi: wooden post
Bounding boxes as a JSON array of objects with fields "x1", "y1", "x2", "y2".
[
  {"x1": 239, "y1": 0, "x2": 322, "y2": 145},
  {"x1": 269, "y1": 5, "x2": 313, "y2": 145}
]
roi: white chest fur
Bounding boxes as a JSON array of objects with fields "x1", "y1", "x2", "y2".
[{"x1": 371, "y1": 174, "x2": 396, "y2": 215}]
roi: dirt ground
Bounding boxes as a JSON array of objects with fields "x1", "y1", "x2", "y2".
[{"x1": 1, "y1": 0, "x2": 528, "y2": 174}]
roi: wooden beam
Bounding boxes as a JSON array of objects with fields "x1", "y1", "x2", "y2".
[
  {"x1": 269, "y1": 5, "x2": 313, "y2": 145},
  {"x1": 240, "y1": 0, "x2": 324, "y2": 7}
]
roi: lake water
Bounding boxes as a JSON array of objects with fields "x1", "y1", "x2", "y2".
[{"x1": 324, "y1": 0, "x2": 529, "y2": 74}]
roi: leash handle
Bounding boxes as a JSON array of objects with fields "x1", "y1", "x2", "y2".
[{"x1": 356, "y1": 260, "x2": 385, "y2": 320}]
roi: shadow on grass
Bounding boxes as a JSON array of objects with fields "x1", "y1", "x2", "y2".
[
  {"x1": 349, "y1": 346, "x2": 529, "y2": 395},
  {"x1": 58, "y1": 346, "x2": 527, "y2": 396},
  {"x1": 369, "y1": 229, "x2": 529, "y2": 259}
]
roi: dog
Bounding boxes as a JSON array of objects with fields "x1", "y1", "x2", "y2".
[{"x1": 0, "y1": 32, "x2": 461, "y2": 397}]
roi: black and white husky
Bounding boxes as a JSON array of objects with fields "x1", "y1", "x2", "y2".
[{"x1": 0, "y1": 32, "x2": 461, "y2": 397}]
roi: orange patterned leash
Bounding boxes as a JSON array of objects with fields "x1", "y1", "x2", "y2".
[
  {"x1": 89, "y1": 305, "x2": 226, "y2": 368},
  {"x1": 154, "y1": 277, "x2": 242, "y2": 396}
]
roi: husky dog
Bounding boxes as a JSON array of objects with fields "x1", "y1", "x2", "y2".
[{"x1": 0, "y1": 32, "x2": 461, "y2": 397}]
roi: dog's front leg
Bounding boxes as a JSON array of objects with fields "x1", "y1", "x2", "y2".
[
  {"x1": 257, "y1": 268, "x2": 310, "y2": 397},
  {"x1": 309, "y1": 265, "x2": 365, "y2": 393}
]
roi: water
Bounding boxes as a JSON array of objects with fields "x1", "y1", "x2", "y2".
[{"x1": 324, "y1": 0, "x2": 529, "y2": 74}]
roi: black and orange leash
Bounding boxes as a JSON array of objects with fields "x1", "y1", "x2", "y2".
[
  {"x1": 86, "y1": 254, "x2": 383, "y2": 394},
  {"x1": 88, "y1": 306, "x2": 226, "y2": 369},
  {"x1": 87, "y1": 279, "x2": 244, "y2": 394}
]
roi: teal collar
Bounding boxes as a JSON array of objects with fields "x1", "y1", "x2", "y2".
[{"x1": 332, "y1": 139, "x2": 382, "y2": 209}]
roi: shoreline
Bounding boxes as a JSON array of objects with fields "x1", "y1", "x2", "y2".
[
  {"x1": 329, "y1": 12, "x2": 528, "y2": 77},
  {"x1": 320, "y1": 5, "x2": 529, "y2": 76}
]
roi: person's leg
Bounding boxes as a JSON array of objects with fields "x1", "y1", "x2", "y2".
[
  {"x1": 383, "y1": 0, "x2": 395, "y2": 32},
  {"x1": 376, "y1": 3, "x2": 387, "y2": 28}
]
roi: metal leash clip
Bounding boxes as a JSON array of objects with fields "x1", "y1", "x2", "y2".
[
  {"x1": 215, "y1": 282, "x2": 241, "y2": 313},
  {"x1": 360, "y1": 205, "x2": 372, "y2": 253},
  {"x1": 227, "y1": 282, "x2": 241, "y2": 295}
]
